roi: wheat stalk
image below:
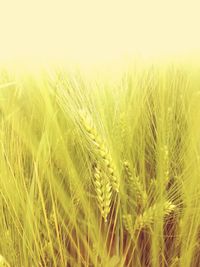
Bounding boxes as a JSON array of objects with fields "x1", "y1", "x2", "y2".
[{"x1": 162, "y1": 145, "x2": 170, "y2": 186}]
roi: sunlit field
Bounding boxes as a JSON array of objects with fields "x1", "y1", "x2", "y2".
[{"x1": 0, "y1": 65, "x2": 200, "y2": 266}]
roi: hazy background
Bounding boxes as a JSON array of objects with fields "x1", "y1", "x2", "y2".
[{"x1": 0, "y1": 0, "x2": 200, "y2": 69}]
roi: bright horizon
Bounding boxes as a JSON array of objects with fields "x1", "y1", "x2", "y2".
[{"x1": 1, "y1": 0, "x2": 200, "y2": 68}]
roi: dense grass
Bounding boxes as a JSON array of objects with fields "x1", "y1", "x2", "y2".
[{"x1": 0, "y1": 66, "x2": 200, "y2": 266}]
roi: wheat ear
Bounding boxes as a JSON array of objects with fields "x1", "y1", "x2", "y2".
[
  {"x1": 122, "y1": 214, "x2": 134, "y2": 237},
  {"x1": 123, "y1": 201, "x2": 175, "y2": 236},
  {"x1": 94, "y1": 165, "x2": 112, "y2": 222},
  {"x1": 135, "y1": 200, "x2": 176, "y2": 229},
  {"x1": 79, "y1": 110, "x2": 119, "y2": 192},
  {"x1": 123, "y1": 161, "x2": 147, "y2": 209}
]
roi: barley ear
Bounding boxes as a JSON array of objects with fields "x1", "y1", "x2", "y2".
[
  {"x1": 94, "y1": 166, "x2": 112, "y2": 222},
  {"x1": 122, "y1": 214, "x2": 134, "y2": 237},
  {"x1": 123, "y1": 161, "x2": 147, "y2": 209},
  {"x1": 135, "y1": 200, "x2": 176, "y2": 229},
  {"x1": 79, "y1": 110, "x2": 119, "y2": 192}
]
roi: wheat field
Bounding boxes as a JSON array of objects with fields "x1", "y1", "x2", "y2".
[{"x1": 0, "y1": 65, "x2": 200, "y2": 266}]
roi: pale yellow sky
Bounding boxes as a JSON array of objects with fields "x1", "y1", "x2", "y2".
[{"x1": 0, "y1": 0, "x2": 200, "y2": 67}]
